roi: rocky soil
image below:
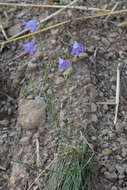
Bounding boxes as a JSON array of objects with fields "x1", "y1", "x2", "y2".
[{"x1": 1, "y1": 0, "x2": 127, "y2": 190}]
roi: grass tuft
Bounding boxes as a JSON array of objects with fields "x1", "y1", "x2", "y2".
[{"x1": 48, "y1": 133, "x2": 98, "y2": 190}]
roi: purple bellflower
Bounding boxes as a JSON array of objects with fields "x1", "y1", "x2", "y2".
[
  {"x1": 22, "y1": 42, "x2": 36, "y2": 55},
  {"x1": 71, "y1": 42, "x2": 84, "y2": 56},
  {"x1": 59, "y1": 58, "x2": 70, "y2": 71},
  {"x1": 24, "y1": 20, "x2": 37, "y2": 33}
]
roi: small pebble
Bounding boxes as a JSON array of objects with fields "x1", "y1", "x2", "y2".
[
  {"x1": 0, "y1": 120, "x2": 9, "y2": 127},
  {"x1": 91, "y1": 103, "x2": 97, "y2": 112},
  {"x1": 102, "y1": 148, "x2": 112, "y2": 156},
  {"x1": 19, "y1": 136, "x2": 30, "y2": 145},
  {"x1": 91, "y1": 114, "x2": 98, "y2": 123},
  {"x1": 111, "y1": 186, "x2": 117, "y2": 190},
  {"x1": 104, "y1": 171, "x2": 117, "y2": 179},
  {"x1": 79, "y1": 52, "x2": 88, "y2": 59}
]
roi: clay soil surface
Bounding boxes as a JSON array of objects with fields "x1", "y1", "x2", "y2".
[{"x1": 1, "y1": 0, "x2": 127, "y2": 190}]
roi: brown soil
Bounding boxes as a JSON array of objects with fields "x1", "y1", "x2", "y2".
[{"x1": 1, "y1": 0, "x2": 127, "y2": 190}]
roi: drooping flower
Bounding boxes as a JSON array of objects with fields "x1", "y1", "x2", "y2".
[
  {"x1": 59, "y1": 58, "x2": 70, "y2": 71},
  {"x1": 24, "y1": 20, "x2": 37, "y2": 33},
  {"x1": 71, "y1": 42, "x2": 84, "y2": 56},
  {"x1": 22, "y1": 42, "x2": 36, "y2": 55}
]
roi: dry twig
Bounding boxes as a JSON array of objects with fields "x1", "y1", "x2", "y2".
[
  {"x1": 114, "y1": 63, "x2": 121, "y2": 125},
  {"x1": 27, "y1": 154, "x2": 58, "y2": 190},
  {"x1": 1, "y1": 4, "x2": 127, "y2": 49},
  {"x1": 35, "y1": 135, "x2": 41, "y2": 189},
  {"x1": 105, "y1": 1, "x2": 119, "y2": 21},
  {"x1": 96, "y1": 100, "x2": 115, "y2": 105},
  {"x1": 0, "y1": 0, "x2": 79, "y2": 51},
  {"x1": 0, "y1": 2, "x2": 110, "y2": 12},
  {"x1": 36, "y1": 136, "x2": 40, "y2": 166},
  {"x1": 7, "y1": 0, "x2": 80, "y2": 40},
  {"x1": 0, "y1": 19, "x2": 8, "y2": 40}
]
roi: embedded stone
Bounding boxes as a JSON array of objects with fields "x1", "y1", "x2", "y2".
[{"x1": 18, "y1": 98, "x2": 46, "y2": 129}]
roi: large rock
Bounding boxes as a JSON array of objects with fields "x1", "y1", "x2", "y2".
[{"x1": 18, "y1": 98, "x2": 46, "y2": 129}]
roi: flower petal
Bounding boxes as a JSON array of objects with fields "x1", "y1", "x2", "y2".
[{"x1": 71, "y1": 42, "x2": 84, "y2": 56}]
